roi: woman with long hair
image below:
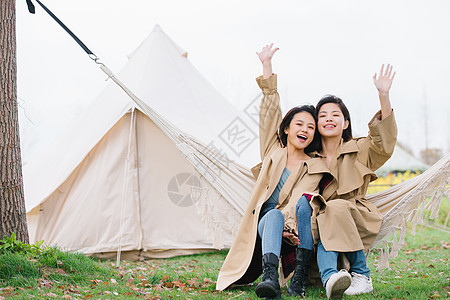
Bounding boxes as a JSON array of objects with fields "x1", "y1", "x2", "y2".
[
  {"x1": 311, "y1": 64, "x2": 397, "y2": 299},
  {"x1": 216, "y1": 44, "x2": 326, "y2": 299}
]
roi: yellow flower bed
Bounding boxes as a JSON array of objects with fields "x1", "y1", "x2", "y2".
[{"x1": 368, "y1": 170, "x2": 422, "y2": 194}]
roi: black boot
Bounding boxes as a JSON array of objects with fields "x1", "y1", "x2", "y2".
[
  {"x1": 287, "y1": 248, "x2": 313, "y2": 297},
  {"x1": 255, "y1": 253, "x2": 281, "y2": 299}
]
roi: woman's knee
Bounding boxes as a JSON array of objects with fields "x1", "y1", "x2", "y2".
[
  {"x1": 326, "y1": 199, "x2": 350, "y2": 208},
  {"x1": 261, "y1": 209, "x2": 284, "y2": 233},
  {"x1": 266, "y1": 208, "x2": 284, "y2": 221},
  {"x1": 325, "y1": 199, "x2": 352, "y2": 214}
]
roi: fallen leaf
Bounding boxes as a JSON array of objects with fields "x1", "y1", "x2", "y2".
[
  {"x1": 42, "y1": 293, "x2": 58, "y2": 298},
  {"x1": 55, "y1": 268, "x2": 67, "y2": 275},
  {"x1": 430, "y1": 292, "x2": 440, "y2": 298},
  {"x1": 186, "y1": 279, "x2": 199, "y2": 287},
  {"x1": 38, "y1": 279, "x2": 54, "y2": 289},
  {"x1": 174, "y1": 280, "x2": 186, "y2": 288}
]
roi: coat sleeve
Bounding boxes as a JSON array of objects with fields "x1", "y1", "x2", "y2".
[
  {"x1": 281, "y1": 188, "x2": 321, "y2": 237},
  {"x1": 281, "y1": 191, "x2": 322, "y2": 239},
  {"x1": 256, "y1": 74, "x2": 282, "y2": 161},
  {"x1": 356, "y1": 110, "x2": 398, "y2": 171}
]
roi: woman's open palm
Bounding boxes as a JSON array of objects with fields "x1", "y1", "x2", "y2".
[
  {"x1": 373, "y1": 64, "x2": 396, "y2": 93},
  {"x1": 257, "y1": 43, "x2": 279, "y2": 64}
]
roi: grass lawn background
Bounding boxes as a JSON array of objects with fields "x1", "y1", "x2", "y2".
[{"x1": 0, "y1": 223, "x2": 448, "y2": 299}]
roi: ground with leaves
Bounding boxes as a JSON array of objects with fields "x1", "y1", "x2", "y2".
[{"x1": 0, "y1": 224, "x2": 448, "y2": 299}]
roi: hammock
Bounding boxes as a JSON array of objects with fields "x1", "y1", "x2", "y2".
[
  {"x1": 102, "y1": 61, "x2": 449, "y2": 268},
  {"x1": 368, "y1": 152, "x2": 449, "y2": 268}
]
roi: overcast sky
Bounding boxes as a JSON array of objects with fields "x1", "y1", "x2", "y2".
[{"x1": 16, "y1": 0, "x2": 450, "y2": 163}]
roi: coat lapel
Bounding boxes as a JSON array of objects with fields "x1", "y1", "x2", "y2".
[
  {"x1": 336, "y1": 140, "x2": 378, "y2": 195},
  {"x1": 318, "y1": 140, "x2": 377, "y2": 198},
  {"x1": 305, "y1": 157, "x2": 329, "y2": 174},
  {"x1": 309, "y1": 152, "x2": 339, "y2": 200},
  {"x1": 277, "y1": 163, "x2": 305, "y2": 207}
]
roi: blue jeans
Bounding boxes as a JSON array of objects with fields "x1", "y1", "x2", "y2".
[
  {"x1": 317, "y1": 240, "x2": 370, "y2": 286},
  {"x1": 258, "y1": 209, "x2": 284, "y2": 258},
  {"x1": 258, "y1": 195, "x2": 314, "y2": 257},
  {"x1": 296, "y1": 195, "x2": 313, "y2": 250}
]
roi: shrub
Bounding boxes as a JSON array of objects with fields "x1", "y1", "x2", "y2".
[{"x1": 0, "y1": 233, "x2": 44, "y2": 257}]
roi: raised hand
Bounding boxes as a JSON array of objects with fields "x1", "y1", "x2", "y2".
[
  {"x1": 373, "y1": 64, "x2": 396, "y2": 94},
  {"x1": 257, "y1": 43, "x2": 279, "y2": 79},
  {"x1": 257, "y1": 43, "x2": 279, "y2": 64}
]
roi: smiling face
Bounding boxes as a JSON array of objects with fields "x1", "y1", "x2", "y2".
[
  {"x1": 284, "y1": 111, "x2": 316, "y2": 151},
  {"x1": 317, "y1": 103, "x2": 349, "y2": 139}
]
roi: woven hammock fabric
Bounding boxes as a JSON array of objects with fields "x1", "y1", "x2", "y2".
[{"x1": 101, "y1": 63, "x2": 449, "y2": 266}]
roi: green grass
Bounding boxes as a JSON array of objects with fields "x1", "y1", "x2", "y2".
[
  {"x1": 424, "y1": 195, "x2": 449, "y2": 227},
  {"x1": 0, "y1": 252, "x2": 40, "y2": 287},
  {"x1": 0, "y1": 225, "x2": 448, "y2": 299},
  {"x1": 366, "y1": 225, "x2": 449, "y2": 300}
]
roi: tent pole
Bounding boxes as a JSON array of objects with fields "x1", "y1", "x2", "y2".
[{"x1": 116, "y1": 108, "x2": 136, "y2": 267}]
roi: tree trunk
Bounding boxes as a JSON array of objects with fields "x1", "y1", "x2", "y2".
[{"x1": 0, "y1": 0, "x2": 29, "y2": 243}]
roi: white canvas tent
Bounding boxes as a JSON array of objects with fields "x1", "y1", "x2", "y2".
[
  {"x1": 24, "y1": 25, "x2": 256, "y2": 259},
  {"x1": 375, "y1": 143, "x2": 430, "y2": 175}
]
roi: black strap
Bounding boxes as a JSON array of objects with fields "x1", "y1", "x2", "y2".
[
  {"x1": 26, "y1": 0, "x2": 35, "y2": 13},
  {"x1": 26, "y1": 0, "x2": 96, "y2": 58}
]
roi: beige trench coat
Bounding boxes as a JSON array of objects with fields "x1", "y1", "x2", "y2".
[
  {"x1": 216, "y1": 75, "x2": 327, "y2": 291},
  {"x1": 310, "y1": 111, "x2": 398, "y2": 252}
]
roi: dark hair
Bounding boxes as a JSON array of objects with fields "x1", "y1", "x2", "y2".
[
  {"x1": 316, "y1": 95, "x2": 353, "y2": 143},
  {"x1": 278, "y1": 105, "x2": 321, "y2": 153}
]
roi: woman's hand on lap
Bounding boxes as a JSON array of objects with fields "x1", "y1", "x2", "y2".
[{"x1": 282, "y1": 231, "x2": 300, "y2": 245}]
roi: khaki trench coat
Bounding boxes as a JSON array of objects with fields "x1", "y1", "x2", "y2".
[
  {"x1": 216, "y1": 74, "x2": 327, "y2": 291},
  {"x1": 310, "y1": 110, "x2": 398, "y2": 252}
]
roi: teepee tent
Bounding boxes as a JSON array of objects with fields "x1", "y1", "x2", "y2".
[
  {"x1": 24, "y1": 25, "x2": 256, "y2": 259},
  {"x1": 375, "y1": 143, "x2": 430, "y2": 175}
]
